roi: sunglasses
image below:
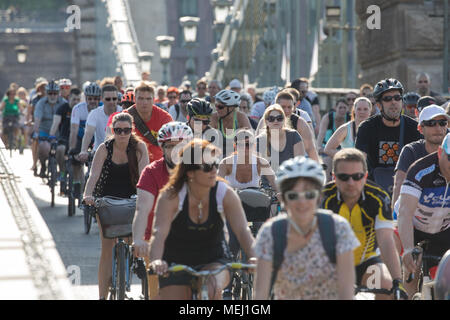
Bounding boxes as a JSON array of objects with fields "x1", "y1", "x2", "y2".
[
  {"x1": 104, "y1": 97, "x2": 118, "y2": 102},
  {"x1": 421, "y1": 119, "x2": 448, "y2": 127},
  {"x1": 381, "y1": 95, "x2": 403, "y2": 102},
  {"x1": 194, "y1": 160, "x2": 220, "y2": 173},
  {"x1": 113, "y1": 127, "x2": 132, "y2": 135},
  {"x1": 180, "y1": 100, "x2": 191, "y2": 104},
  {"x1": 335, "y1": 172, "x2": 365, "y2": 182},
  {"x1": 285, "y1": 190, "x2": 319, "y2": 201},
  {"x1": 87, "y1": 96, "x2": 100, "y2": 101},
  {"x1": 47, "y1": 92, "x2": 59, "y2": 96},
  {"x1": 216, "y1": 104, "x2": 226, "y2": 110},
  {"x1": 267, "y1": 115, "x2": 284, "y2": 123}
]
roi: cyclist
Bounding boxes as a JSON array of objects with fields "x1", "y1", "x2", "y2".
[
  {"x1": 239, "y1": 93, "x2": 258, "y2": 130},
  {"x1": 120, "y1": 91, "x2": 135, "y2": 109},
  {"x1": 33, "y1": 80, "x2": 67, "y2": 178},
  {"x1": 250, "y1": 87, "x2": 277, "y2": 123},
  {"x1": 163, "y1": 86, "x2": 179, "y2": 112},
  {"x1": 290, "y1": 78, "x2": 316, "y2": 129},
  {"x1": 149, "y1": 139, "x2": 256, "y2": 300},
  {"x1": 210, "y1": 89, "x2": 251, "y2": 158},
  {"x1": 392, "y1": 105, "x2": 449, "y2": 211},
  {"x1": 324, "y1": 97, "x2": 372, "y2": 158},
  {"x1": 58, "y1": 78, "x2": 72, "y2": 101},
  {"x1": 355, "y1": 78, "x2": 422, "y2": 194},
  {"x1": 154, "y1": 86, "x2": 167, "y2": 105},
  {"x1": 322, "y1": 148, "x2": 407, "y2": 300},
  {"x1": 0, "y1": 86, "x2": 26, "y2": 148},
  {"x1": 133, "y1": 122, "x2": 193, "y2": 299},
  {"x1": 123, "y1": 82, "x2": 173, "y2": 163},
  {"x1": 78, "y1": 85, "x2": 122, "y2": 162},
  {"x1": 29, "y1": 79, "x2": 48, "y2": 175},
  {"x1": 17, "y1": 87, "x2": 31, "y2": 148},
  {"x1": 253, "y1": 156, "x2": 359, "y2": 300},
  {"x1": 402, "y1": 92, "x2": 421, "y2": 120},
  {"x1": 186, "y1": 98, "x2": 220, "y2": 145},
  {"x1": 83, "y1": 112, "x2": 149, "y2": 300},
  {"x1": 317, "y1": 98, "x2": 351, "y2": 152},
  {"x1": 169, "y1": 90, "x2": 191, "y2": 122},
  {"x1": 49, "y1": 88, "x2": 81, "y2": 194},
  {"x1": 398, "y1": 132, "x2": 450, "y2": 299},
  {"x1": 256, "y1": 104, "x2": 305, "y2": 172},
  {"x1": 417, "y1": 96, "x2": 437, "y2": 116}
]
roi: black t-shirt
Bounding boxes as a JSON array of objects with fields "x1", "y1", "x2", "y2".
[
  {"x1": 355, "y1": 115, "x2": 422, "y2": 175},
  {"x1": 394, "y1": 139, "x2": 428, "y2": 173},
  {"x1": 56, "y1": 102, "x2": 72, "y2": 141}
]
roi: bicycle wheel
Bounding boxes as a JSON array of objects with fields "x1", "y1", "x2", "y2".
[
  {"x1": 48, "y1": 157, "x2": 57, "y2": 207},
  {"x1": 241, "y1": 273, "x2": 253, "y2": 300},
  {"x1": 116, "y1": 242, "x2": 127, "y2": 300},
  {"x1": 67, "y1": 165, "x2": 75, "y2": 217},
  {"x1": 83, "y1": 205, "x2": 93, "y2": 234}
]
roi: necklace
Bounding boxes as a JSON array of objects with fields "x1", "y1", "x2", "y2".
[
  {"x1": 188, "y1": 185, "x2": 208, "y2": 221},
  {"x1": 288, "y1": 215, "x2": 317, "y2": 237}
]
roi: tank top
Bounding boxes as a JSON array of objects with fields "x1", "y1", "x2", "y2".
[
  {"x1": 162, "y1": 181, "x2": 232, "y2": 266},
  {"x1": 2, "y1": 97, "x2": 20, "y2": 117},
  {"x1": 340, "y1": 121, "x2": 357, "y2": 149},
  {"x1": 219, "y1": 112, "x2": 239, "y2": 158},
  {"x1": 323, "y1": 111, "x2": 351, "y2": 147},
  {"x1": 225, "y1": 155, "x2": 260, "y2": 189},
  {"x1": 94, "y1": 139, "x2": 136, "y2": 198}
]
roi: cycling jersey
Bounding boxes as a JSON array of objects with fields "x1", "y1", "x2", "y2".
[
  {"x1": 400, "y1": 152, "x2": 450, "y2": 234},
  {"x1": 322, "y1": 180, "x2": 394, "y2": 266}
]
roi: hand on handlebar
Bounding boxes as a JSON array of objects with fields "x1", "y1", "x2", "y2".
[
  {"x1": 402, "y1": 249, "x2": 419, "y2": 275},
  {"x1": 150, "y1": 259, "x2": 168, "y2": 276},
  {"x1": 82, "y1": 195, "x2": 95, "y2": 206},
  {"x1": 78, "y1": 151, "x2": 89, "y2": 163}
]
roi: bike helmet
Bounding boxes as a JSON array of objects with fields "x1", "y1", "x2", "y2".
[
  {"x1": 58, "y1": 78, "x2": 72, "y2": 87},
  {"x1": 45, "y1": 80, "x2": 60, "y2": 92},
  {"x1": 157, "y1": 122, "x2": 193, "y2": 146},
  {"x1": 263, "y1": 87, "x2": 278, "y2": 106},
  {"x1": 121, "y1": 91, "x2": 135, "y2": 104},
  {"x1": 84, "y1": 82, "x2": 101, "y2": 97},
  {"x1": 275, "y1": 156, "x2": 326, "y2": 189},
  {"x1": 373, "y1": 78, "x2": 404, "y2": 101},
  {"x1": 187, "y1": 98, "x2": 213, "y2": 117},
  {"x1": 403, "y1": 92, "x2": 420, "y2": 106},
  {"x1": 215, "y1": 89, "x2": 241, "y2": 107},
  {"x1": 434, "y1": 250, "x2": 450, "y2": 300}
]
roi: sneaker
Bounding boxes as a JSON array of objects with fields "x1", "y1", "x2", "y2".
[{"x1": 39, "y1": 164, "x2": 47, "y2": 178}]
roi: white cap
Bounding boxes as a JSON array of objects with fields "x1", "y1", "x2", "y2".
[
  {"x1": 59, "y1": 78, "x2": 72, "y2": 86},
  {"x1": 229, "y1": 79, "x2": 242, "y2": 89},
  {"x1": 419, "y1": 105, "x2": 450, "y2": 123}
]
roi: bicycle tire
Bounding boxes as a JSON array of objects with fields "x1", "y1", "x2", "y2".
[
  {"x1": 412, "y1": 292, "x2": 422, "y2": 300},
  {"x1": 83, "y1": 206, "x2": 93, "y2": 234},
  {"x1": 67, "y1": 168, "x2": 75, "y2": 217},
  {"x1": 49, "y1": 157, "x2": 57, "y2": 207},
  {"x1": 116, "y1": 242, "x2": 127, "y2": 300}
]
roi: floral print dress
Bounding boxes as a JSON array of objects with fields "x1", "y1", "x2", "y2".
[{"x1": 253, "y1": 213, "x2": 360, "y2": 300}]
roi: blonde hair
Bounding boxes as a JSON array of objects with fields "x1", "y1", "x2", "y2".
[{"x1": 352, "y1": 97, "x2": 373, "y2": 120}]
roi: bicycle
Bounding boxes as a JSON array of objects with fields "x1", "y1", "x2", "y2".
[
  {"x1": 43, "y1": 137, "x2": 58, "y2": 208},
  {"x1": 94, "y1": 196, "x2": 147, "y2": 300},
  {"x1": 66, "y1": 153, "x2": 83, "y2": 217},
  {"x1": 81, "y1": 152, "x2": 95, "y2": 234},
  {"x1": 229, "y1": 250, "x2": 254, "y2": 300},
  {"x1": 149, "y1": 262, "x2": 255, "y2": 300},
  {"x1": 3, "y1": 116, "x2": 17, "y2": 158},
  {"x1": 406, "y1": 240, "x2": 442, "y2": 300}
]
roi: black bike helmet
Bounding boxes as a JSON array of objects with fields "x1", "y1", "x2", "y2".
[
  {"x1": 187, "y1": 98, "x2": 213, "y2": 117},
  {"x1": 403, "y1": 92, "x2": 421, "y2": 106},
  {"x1": 45, "y1": 80, "x2": 60, "y2": 92},
  {"x1": 373, "y1": 78, "x2": 404, "y2": 101}
]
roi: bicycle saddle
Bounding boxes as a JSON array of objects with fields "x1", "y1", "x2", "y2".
[{"x1": 237, "y1": 188, "x2": 271, "y2": 208}]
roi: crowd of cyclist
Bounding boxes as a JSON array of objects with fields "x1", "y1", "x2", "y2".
[{"x1": 1, "y1": 72, "x2": 449, "y2": 300}]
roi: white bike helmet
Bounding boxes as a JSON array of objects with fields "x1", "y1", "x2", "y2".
[
  {"x1": 59, "y1": 78, "x2": 72, "y2": 87},
  {"x1": 157, "y1": 122, "x2": 193, "y2": 146},
  {"x1": 215, "y1": 89, "x2": 241, "y2": 107},
  {"x1": 276, "y1": 156, "x2": 326, "y2": 189}
]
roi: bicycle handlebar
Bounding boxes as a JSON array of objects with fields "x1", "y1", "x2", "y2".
[{"x1": 148, "y1": 262, "x2": 256, "y2": 277}]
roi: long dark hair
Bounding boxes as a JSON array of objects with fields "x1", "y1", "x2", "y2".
[
  {"x1": 111, "y1": 112, "x2": 143, "y2": 186},
  {"x1": 161, "y1": 139, "x2": 222, "y2": 199}
]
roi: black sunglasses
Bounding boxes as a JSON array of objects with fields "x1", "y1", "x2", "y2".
[
  {"x1": 335, "y1": 173, "x2": 365, "y2": 182},
  {"x1": 104, "y1": 97, "x2": 118, "y2": 102},
  {"x1": 216, "y1": 104, "x2": 226, "y2": 110},
  {"x1": 194, "y1": 160, "x2": 220, "y2": 173},
  {"x1": 180, "y1": 100, "x2": 191, "y2": 104},
  {"x1": 113, "y1": 127, "x2": 132, "y2": 135},
  {"x1": 285, "y1": 190, "x2": 319, "y2": 201},
  {"x1": 381, "y1": 95, "x2": 403, "y2": 102},
  {"x1": 421, "y1": 119, "x2": 448, "y2": 127},
  {"x1": 267, "y1": 115, "x2": 284, "y2": 123}
]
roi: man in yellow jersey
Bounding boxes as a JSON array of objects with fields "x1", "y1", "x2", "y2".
[{"x1": 321, "y1": 148, "x2": 407, "y2": 300}]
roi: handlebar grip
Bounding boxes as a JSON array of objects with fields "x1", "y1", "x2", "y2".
[{"x1": 406, "y1": 273, "x2": 414, "y2": 283}]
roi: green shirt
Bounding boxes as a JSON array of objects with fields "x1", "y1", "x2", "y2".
[{"x1": 2, "y1": 97, "x2": 20, "y2": 117}]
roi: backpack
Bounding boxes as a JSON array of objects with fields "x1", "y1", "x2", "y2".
[{"x1": 269, "y1": 209, "x2": 337, "y2": 298}]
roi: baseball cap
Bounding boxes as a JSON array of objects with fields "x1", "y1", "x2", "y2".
[
  {"x1": 229, "y1": 79, "x2": 242, "y2": 89},
  {"x1": 441, "y1": 132, "x2": 450, "y2": 155},
  {"x1": 419, "y1": 105, "x2": 450, "y2": 123},
  {"x1": 59, "y1": 78, "x2": 72, "y2": 87},
  {"x1": 417, "y1": 96, "x2": 437, "y2": 112}
]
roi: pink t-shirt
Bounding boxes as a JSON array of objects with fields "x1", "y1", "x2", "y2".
[{"x1": 136, "y1": 158, "x2": 169, "y2": 241}]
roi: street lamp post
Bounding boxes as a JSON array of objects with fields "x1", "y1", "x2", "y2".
[
  {"x1": 211, "y1": 0, "x2": 232, "y2": 43},
  {"x1": 180, "y1": 16, "x2": 200, "y2": 88},
  {"x1": 138, "y1": 51, "x2": 154, "y2": 76},
  {"x1": 156, "y1": 36, "x2": 175, "y2": 86},
  {"x1": 14, "y1": 45, "x2": 29, "y2": 64}
]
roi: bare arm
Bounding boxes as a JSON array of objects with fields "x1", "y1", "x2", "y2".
[
  {"x1": 69, "y1": 123, "x2": 79, "y2": 150},
  {"x1": 254, "y1": 258, "x2": 272, "y2": 300},
  {"x1": 296, "y1": 116, "x2": 319, "y2": 161},
  {"x1": 137, "y1": 141, "x2": 149, "y2": 173},
  {"x1": 82, "y1": 143, "x2": 107, "y2": 199},
  {"x1": 336, "y1": 249, "x2": 356, "y2": 299},
  {"x1": 237, "y1": 111, "x2": 251, "y2": 129},
  {"x1": 49, "y1": 115, "x2": 62, "y2": 137},
  {"x1": 312, "y1": 104, "x2": 321, "y2": 136},
  {"x1": 218, "y1": 159, "x2": 231, "y2": 178},
  {"x1": 392, "y1": 170, "x2": 406, "y2": 210},
  {"x1": 132, "y1": 188, "x2": 155, "y2": 257},
  {"x1": 377, "y1": 228, "x2": 402, "y2": 281},
  {"x1": 293, "y1": 140, "x2": 305, "y2": 158},
  {"x1": 0, "y1": 101, "x2": 5, "y2": 112},
  {"x1": 316, "y1": 114, "x2": 329, "y2": 150},
  {"x1": 223, "y1": 187, "x2": 256, "y2": 259},
  {"x1": 210, "y1": 113, "x2": 218, "y2": 129},
  {"x1": 81, "y1": 125, "x2": 95, "y2": 153},
  {"x1": 397, "y1": 193, "x2": 419, "y2": 274},
  {"x1": 324, "y1": 123, "x2": 348, "y2": 158}
]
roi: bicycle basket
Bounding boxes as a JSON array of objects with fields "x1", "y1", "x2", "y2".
[
  {"x1": 95, "y1": 196, "x2": 136, "y2": 239},
  {"x1": 237, "y1": 188, "x2": 271, "y2": 222}
]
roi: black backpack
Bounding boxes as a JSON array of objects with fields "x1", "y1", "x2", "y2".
[{"x1": 269, "y1": 209, "x2": 337, "y2": 298}]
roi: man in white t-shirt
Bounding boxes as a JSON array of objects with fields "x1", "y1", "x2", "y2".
[
  {"x1": 78, "y1": 85, "x2": 122, "y2": 161},
  {"x1": 169, "y1": 90, "x2": 191, "y2": 122}
]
